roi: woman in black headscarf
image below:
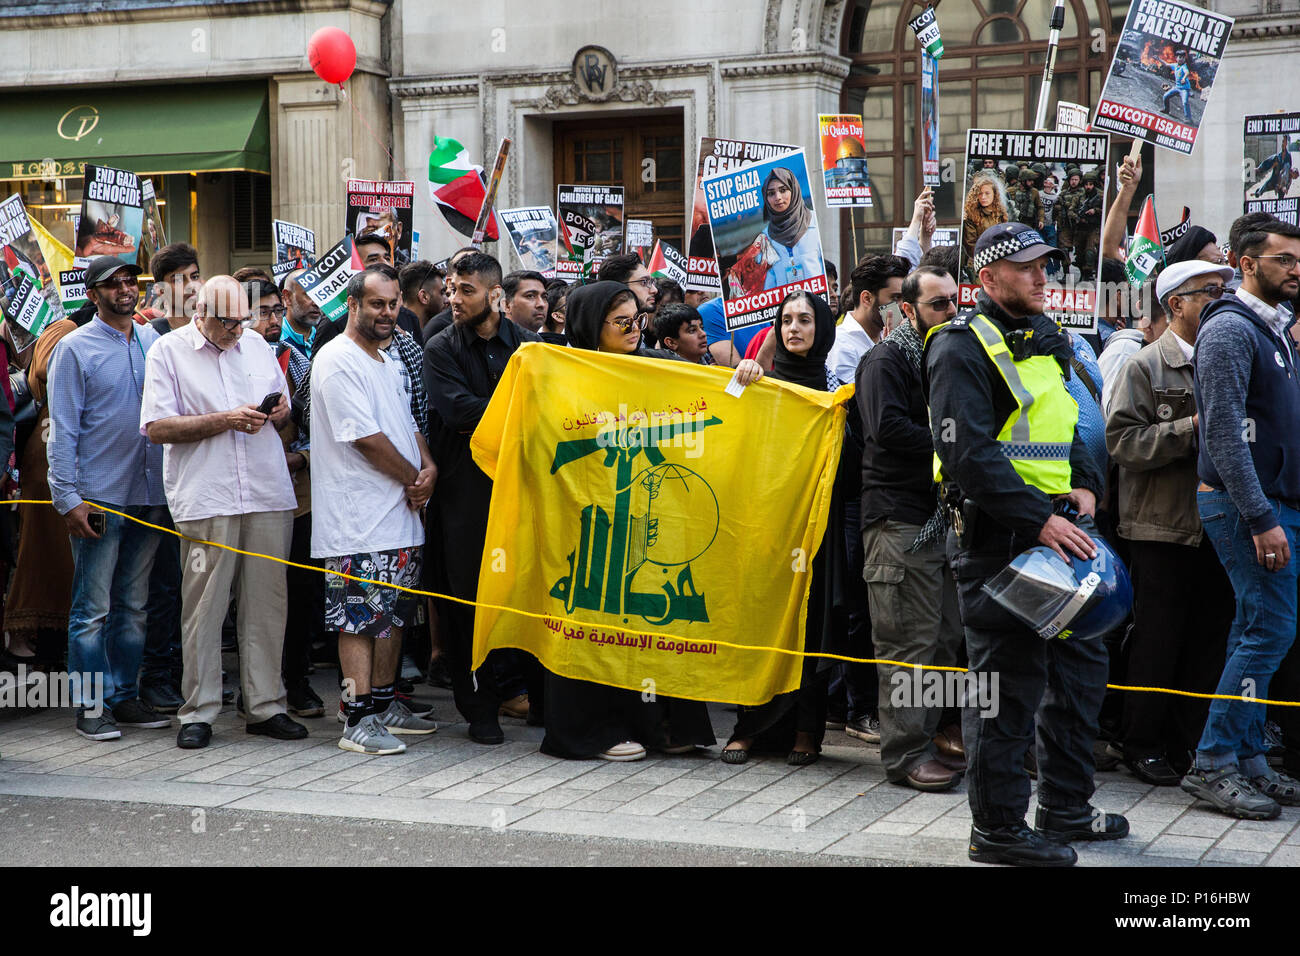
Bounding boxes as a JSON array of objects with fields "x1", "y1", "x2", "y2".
[
  {"x1": 722, "y1": 290, "x2": 850, "y2": 766},
  {"x1": 539, "y1": 281, "x2": 762, "y2": 761},
  {"x1": 761, "y1": 167, "x2": 822, "y2": 289}
]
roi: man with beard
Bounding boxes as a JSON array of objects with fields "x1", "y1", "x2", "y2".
[
  {"x1": 279, "y1": 268, "x2": 324, "y2": 358},
  {"x1": 422, "y1": 252, "x2": 540, "y2": 744},
  {"x1": 925, "y1": 223, "x2": 1120, "y2": 865},
  {"x1": 502, "y1": 269, "x2": 548, "y2": 333},
  {"x1": 1183, "y1": 219, "x2": 1300, "y2": 819},
  {"x1": 47, "y1": 255, "x2": 169, "y2": 741},
  {"x1": 596, "y1": 252, "x2": 657, "y2": 313}
]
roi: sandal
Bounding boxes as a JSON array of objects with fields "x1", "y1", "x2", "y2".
[
  {"x1": 787, "y1": 750, "x2": 819, "y2": 767},
  {"x1": 1250, "y1": 771, "x2": 1300, "y2": 806},
  {"x1": 721, "y1": 745, "x2": 750, "y2": 765}
]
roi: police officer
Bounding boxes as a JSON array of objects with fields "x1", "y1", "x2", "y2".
[{"x1": 924, "y1": 222, "x2": 1128, "y2": 866}]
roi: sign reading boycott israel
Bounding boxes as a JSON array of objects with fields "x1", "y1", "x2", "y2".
[{"x1": 470, "y1": 345, "x2": 851, "y2": 706}]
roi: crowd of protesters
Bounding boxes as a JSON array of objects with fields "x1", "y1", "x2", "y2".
[{"x1": 3, "y1": 154, "x2": 1300, "y2": 860}]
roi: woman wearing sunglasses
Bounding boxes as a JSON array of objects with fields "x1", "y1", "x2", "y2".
[{"x1": 539, "y1": 280, "x2": 761, "y2": 762}]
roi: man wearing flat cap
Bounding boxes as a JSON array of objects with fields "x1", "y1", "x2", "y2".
[{"x1": 924, "y1": 222, "x2": 1124, "y2": 866}]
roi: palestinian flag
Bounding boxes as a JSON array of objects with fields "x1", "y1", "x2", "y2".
[
  {"x1": 1125, "y1": 195, "x2": 1163, "y2": 287},
  {"x1": 646, "y1": 239, "x2": 687, "y2": 285},
  {"x1": 428, "y1": 137, "x2": 499, "y2": 241}
]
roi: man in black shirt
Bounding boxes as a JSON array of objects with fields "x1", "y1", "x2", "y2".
[
  {"x1": 398, "y1": 261, "x2": 445, "y2": 346},
  {"x1": 422, "y1": 246, "x2": 478, "y2": 342},
  {"x1": 858, "y1": 265, "x2": 964, "y2": 793},
  {"x1": 423, "y1": 252, "x2": 540, "y2": 744}
]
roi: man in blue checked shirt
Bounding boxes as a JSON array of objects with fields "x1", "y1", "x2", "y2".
[{"x1": 47, "y1": 255, "x2": 170, "y2": 742}]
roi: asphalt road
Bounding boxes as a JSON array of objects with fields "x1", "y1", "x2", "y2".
[{"x1": 0, "y1": 795, "x2": 857, "y2": 867}]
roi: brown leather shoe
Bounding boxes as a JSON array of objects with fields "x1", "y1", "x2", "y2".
[
  {"x1": 934, "y1": 723, "x2": 965, "y2": 757},
  {"x1": 900, "y1": 759, "x2": 961, "y2": 792},
  {"x1": 498, "y1": 694, "x2": 530, "y2": 720},
  {"x1": 934, "y1": 749, "x2": 968, "y2": 773}
]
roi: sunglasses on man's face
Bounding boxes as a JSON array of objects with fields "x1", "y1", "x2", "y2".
[
  {"x1": 605, "y1": 313, "x2": 649, "y2": 334},
  {"x1": 920, "y1": 295, "x2": 960, "y2": 311}
]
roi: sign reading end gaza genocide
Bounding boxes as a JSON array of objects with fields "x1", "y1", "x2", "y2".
[{"x1": 1093, "y1": 0, "x2": 1233, "y2": 156}]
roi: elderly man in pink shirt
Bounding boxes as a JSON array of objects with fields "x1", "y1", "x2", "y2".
[{"x1": 141, "y1": 275, "x2": 308, "y2": 749}]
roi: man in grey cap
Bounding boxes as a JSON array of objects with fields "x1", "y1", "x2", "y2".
[
  {"x1": 925, "y1": 222, "x2": 1122, "y2": 865},
  {"x1": 47, "y1": 255, "x2": 170, "y2": 741}
]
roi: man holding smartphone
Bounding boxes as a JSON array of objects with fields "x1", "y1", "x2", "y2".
[
  {"x1": 141, "y1": 275, "x2": 306, "y2": 750},
  {"x1": 47, "y1": 255, "x2": 169, "y2": 741}
]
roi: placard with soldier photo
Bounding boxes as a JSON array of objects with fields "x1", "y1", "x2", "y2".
[
  {"x1": 959, "y1": 128, "x2": 1109, "y2": 332},
  {"x1": 1244, "y1": 112, "x2": 1300, "y2": 226}
]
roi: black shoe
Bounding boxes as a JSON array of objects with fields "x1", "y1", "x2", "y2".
[
  {"x1": 247, "y1": 713, "x2": 309, "y2": 740},
  {"x1": 177, "y1": 722, "x2": 212, "y2": 749},
  {"x1": 1035, "y1": 805, "x2": 1130, "y2": 843},
  {"x1": 426, "y1": 657, "x2": 453, "y2": 689},
  {"x1": 1124, "y1": 753, "x2": 1182, "y2": 787},
  {"x1": 469, "y1": 720, "x2": 505, "y2": 745},
  {"x1": 111, "y1": 698, "x2": 171, "y2": 729},
  {"x1": 969, "y1": 823, "x2": 1077, "y2": 866},
  {"x1": 139, "y1": 681, "x2": 185, "y2": 714},
  {"x1": 287, "y1": 682, "x2": 325, "y2": 718}
]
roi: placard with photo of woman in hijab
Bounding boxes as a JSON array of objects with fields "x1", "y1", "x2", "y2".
[{"x1": 701, "y1": 148, "x2": 828, "y2": 333}]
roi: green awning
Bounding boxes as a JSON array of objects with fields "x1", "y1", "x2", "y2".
[{"x1": 3, "y1": 81, "x2": 270, "y2": 180}]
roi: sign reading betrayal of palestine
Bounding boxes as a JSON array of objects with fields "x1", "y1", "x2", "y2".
[{"x1": 470, "y1": 345, "x2": 851, "y2": 706}]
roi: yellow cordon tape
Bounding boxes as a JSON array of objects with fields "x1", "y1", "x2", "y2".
[{"x1": 19, "y1": 499, "x2": 1300, "y2": 708}]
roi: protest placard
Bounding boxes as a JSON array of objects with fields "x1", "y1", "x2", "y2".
[
  {"x1": 1159, "y1": 206, "x2": 1191, "y2": 246},
  {"x1": 1244, "y1": 113, "x2": 1300, "y2": 226},
  {"x1": 921, "y1": 55, "x2": 940, "y2": 186},
  {"x1": 960, "y1": 128, "x2": 1109, "y2": 332},
  {"x1": 688, "y1": 137, "x2": 795, "y2": 295},
  {"x1": 701, "y1": 148, "x2": 828, "y2": 333},
  {"x1": 499, "y1": 206, "x2": 559, "y2": 277},
  {"x1": 556, "y1": 206, "x2": 597, "y2": 282},
  {"x1": 138, "y1": 179, "x2": 166, "y2": 272},
  {"x1": 625, "y1": 218, "x2": 655, "y2": 262},
  {"x1": 891, "y1": 227, "x2": 958, "y2": 249},
  {"x1": 1093, "y1": 0, "x2": 1233, "y2": 156},
  {"x1": 647, "y1": 239, "x2": 688, "y2": 285},
  {"x1": 295, "y1": 236, "x2": 360, "y2": 323},
  {"x1": 272, "y1": 219, "x2": 316, "y2": 283},
  {"x1": 345, "y1": 180, "x2": 415, "y2": 264},
  {"x1": 1056, "y1": 101, "x2": 1091, "y2": 133},
  {"x1": 58, "y1": 268, "x2": 86, "y2": 313},
  {"x1": 908, "y1": 5, "x2": 944, "y2": 58},
  {"x1": 818, "y1": 115, "x2": 874, "y2": 208},
  {"x1": 556, "y1": 185, "x2": 624, "y2": 281},
  {"x1": 74, "y1": 164, "x2": 143, "y2": 262},
  {"x1": 0, "y1": 194, "x2": 65, "y2": 349}
]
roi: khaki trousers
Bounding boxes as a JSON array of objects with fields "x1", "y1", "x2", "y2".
[
  {"x1": 175, "y1": 510, "x2": 294, "y2": 726},
  {"x1": 863, "y1": 518, "x2": 963, "y2": 779}
]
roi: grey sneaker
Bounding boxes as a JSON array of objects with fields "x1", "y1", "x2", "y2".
[
  {"x1": 845, "y1": 714, "x2": 881, "y2": 744},
  {"x1": 75, "y1": 708, "x2": 121, "y2": 741},
  {"x1": 111, "y1": 698, "x2": 171, "y2": 729},
  {"x1": 376, "y1": 699, "x2": 437, "y2": 736},
  {"x1": 338, "y1": 714, "x2": 406, "y2": 755},
  {"x1": 1180, "y1": 766, "x2": 1281, "y2": 820},
  {"x1": 399, "y1": 654, "x2": 423, "y2": 681}
]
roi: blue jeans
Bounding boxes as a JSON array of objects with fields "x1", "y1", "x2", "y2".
[
  {"x1": 67, "y1": 505, "x2": 165, "y2": 710},
  {"x1": 1196, "y1": 491, "x2": 1300, "y2": 773}
]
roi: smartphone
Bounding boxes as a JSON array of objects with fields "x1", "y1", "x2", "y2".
[
  {"x1": 256, "y1": 391, "x2": 281, "y2": 415},
  {"x1": 88, "y1": 511, "x2": 106, "y2": 536},
  {"x1": 880, "y1": 300, "x2": 905, "y2": 334}
]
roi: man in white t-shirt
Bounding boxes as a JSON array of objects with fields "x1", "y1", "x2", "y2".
[{"x1": 311, "y1": 265, "x2": 438, "y2": 755}]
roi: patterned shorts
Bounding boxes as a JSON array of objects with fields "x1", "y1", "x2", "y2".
[{"x1": 323, "y1": 547, "x2": 422, "y2": 639}]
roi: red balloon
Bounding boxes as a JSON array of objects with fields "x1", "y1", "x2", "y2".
[{"x1": 308, "y1": 26, "x2": 356, "y2": 86}]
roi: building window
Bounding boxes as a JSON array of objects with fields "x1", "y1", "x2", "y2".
[
  {"x1": 841, "y1": 0, "x2": 1123, "y2": 256},
  {"x1": 231, "y1": 171, "x2": 272, "y2": 254}
]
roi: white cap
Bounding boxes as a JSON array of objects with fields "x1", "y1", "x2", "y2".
[{"x1": 1156, "y1": 259, "x2": 1234, "y2": 303}]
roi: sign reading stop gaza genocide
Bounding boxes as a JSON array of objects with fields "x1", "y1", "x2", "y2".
[
  {"x1": 1244, "y1": 112, "x2": 1300, "y2": 226},
  {"x1": 687, "y1": 137, "x2": 794, "y2": 296},
  {"x1": 1093, "y1": 0, "x2": 1233, "y2": 156},
  {"x1": 960, "y1": 128, "x2": 1110, "y2": 332},
  {"x1": 468, "y1": 344, "x2": 852, "y2": 706},
  {"x1": 702, "y1": 149, "x2": 829, "y2": 333}
]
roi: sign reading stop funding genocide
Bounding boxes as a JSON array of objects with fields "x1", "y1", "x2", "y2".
[
  {"x1": 960, "y1": 128, "x2": 1110, "y2": 333},
  {"x1": 701, "y1": 148, "x2": 828, "y2": 333},
  {"x1": 1093, "y1": 0, "x2": 1233, "y2": 156},
  {"x1": 1244, "y1": 113, "x2": 1300, "y2": 226}
]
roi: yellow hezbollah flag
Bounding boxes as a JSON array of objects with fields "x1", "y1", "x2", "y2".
[
  {"x1": 469, "y1": 343, "x2": 851, "y2": 707},
  {"x1": 30, "y1": 218, "x2": 73, "y2": 294}
]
